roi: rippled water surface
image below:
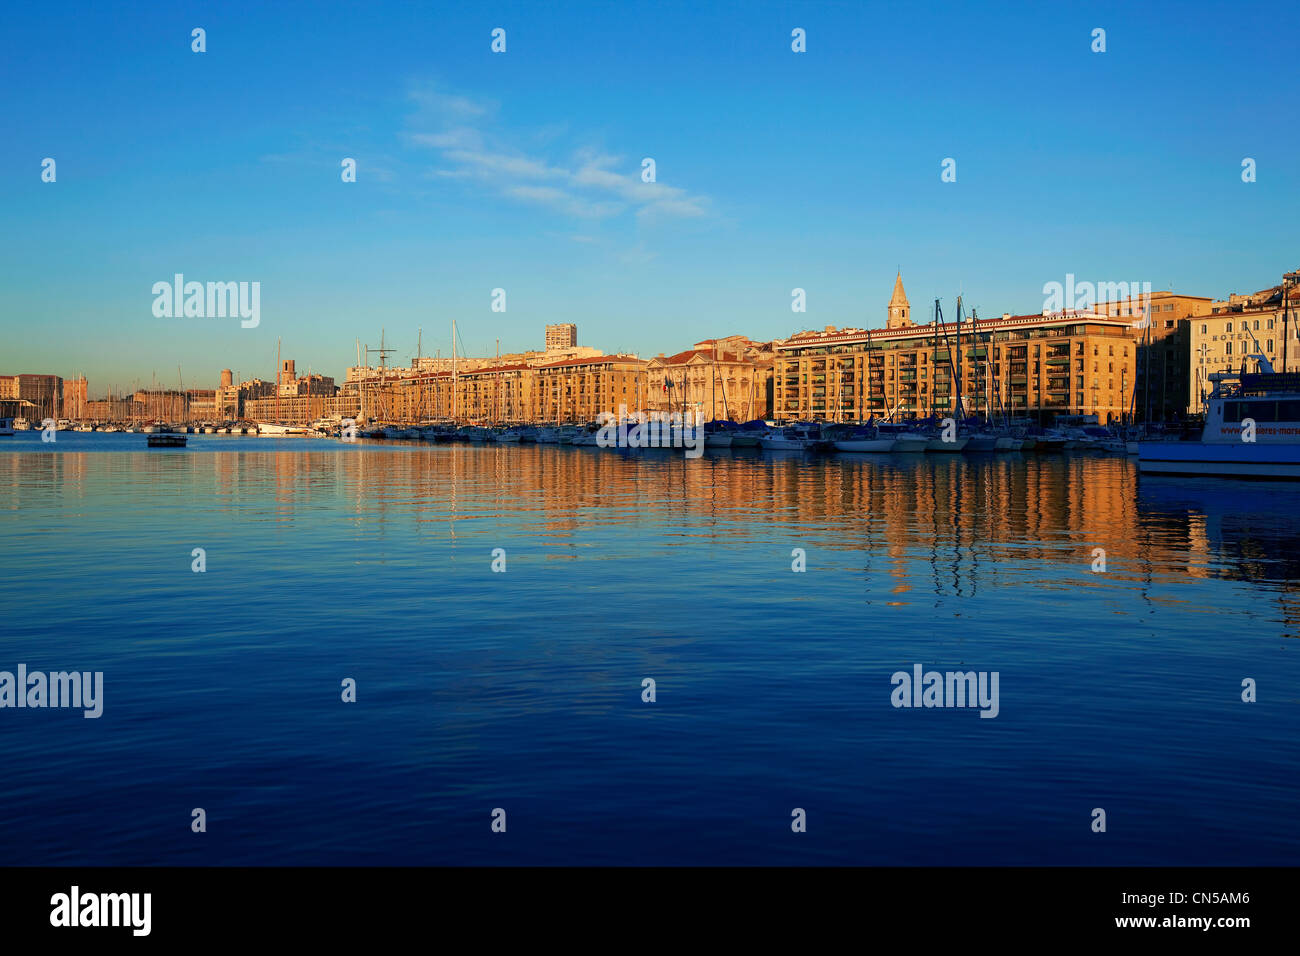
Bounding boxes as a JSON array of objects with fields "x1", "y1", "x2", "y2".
[{"x1": 1, "y1": 432, "x2": 1296, "y2": 864}]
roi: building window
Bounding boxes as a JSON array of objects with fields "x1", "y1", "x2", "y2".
[
  {"x1": 1226, "y1": 342, "x2": 1233, "y2": 355},
  {"x1": 1201, "y1": 324, "x2": 1207, "y2": 334},
  {"x1": 1268, "y1": 340, "x2": 1274, "y2": 352},
  {"x1": 1268, "y1": 319, "x2": 1275, "y2": 329},
  {"x1": 1227, "y1": 322, "x2": 1233, "y2": 332}
]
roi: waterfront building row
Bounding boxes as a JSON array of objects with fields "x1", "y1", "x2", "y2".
[
  {"x1": 10, "y1": 271, "x2": 1298, "y2": 426},
  {"x1": 775, "y1": 275, "x2": 1140, "y2": 425}
]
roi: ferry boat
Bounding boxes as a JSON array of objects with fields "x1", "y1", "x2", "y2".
[
  {"x1": 147, "y1": 433, "x2": 188, "y2": 448},
  {"x1": 1138, "y1": 369, "x2": 1300, "y2": 478}
]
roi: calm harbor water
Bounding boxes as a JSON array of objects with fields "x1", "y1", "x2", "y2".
[{"x1": 0, "y1": 432, "x2": 1296, "y2": 865}]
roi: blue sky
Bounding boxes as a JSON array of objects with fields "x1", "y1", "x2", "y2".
[{"x1": 1, "y1": 0, "x2": 1297, "y2": 391}]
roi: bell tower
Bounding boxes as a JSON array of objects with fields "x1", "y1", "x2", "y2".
[{"x1": 887, "y1": 272, "x2": 912, "y2": 329}]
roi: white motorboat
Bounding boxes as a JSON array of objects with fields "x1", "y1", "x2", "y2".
[
  {"x1": 925, "y1": 434, "x2": 969, "y2": 453},
  {"x1": 256, "y1": 422, "x2": 309, "y2": 436},
  {"x1": 0, "y1": 417, "x2": 14, "y2": 437},
  {"x1": 759, "y1": 423, "x2": 823, "y2": 451},
  {"x1": 962, "y1": 433, "x2": 998, "y2": 453},
  {"x1": 875, "y1": 423, "x2": 928, "y2": 452},
  {"x1": 1139, "y1": 369, "x2": 1300, "y2": 478},
  {"x1": 832, "y1": 425, "x2": 895, "y2": 452}
]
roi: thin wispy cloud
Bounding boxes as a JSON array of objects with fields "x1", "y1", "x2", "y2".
[{"x1": 404, "y1": 81, "x2": 711, "y2": 224}]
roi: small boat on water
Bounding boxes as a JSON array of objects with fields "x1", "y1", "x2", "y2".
[
  {"x1": 147, "y1": 434, "x2": 187, "y2": 448},
  {"x1": 925, "y1": 432, "x2": 969, "y2": 453},
  {"x1": 257, "y1": 422, "x2": 309, "y2": 437},
  {"x1": 570, "y1": 425, "x2": 601, "y2": 446},
  {"x1": 832, "y1": 424, "x2": 895, "y2": 453},
  {"x1": 962, "y1": 432, "x2": 998, "y2": 453},
  {"x1": 1030, "y1": 430, "x2": 1068, "y2": 453},
  {"x1": 703, "y1": 421, "x2": 734, "y2": 448},
  {"x1": 759, "y1": 423, "x2": 824, "y2": 451},
  {"x1": 728, "y1": 421, "x2": 766, "y2": 448},
  {"x1": 875, "y1": 422, "x2": 928, "y2": 453},
  {"x1": 0, "y1": 417, "x2": 14, "y2": 437}
]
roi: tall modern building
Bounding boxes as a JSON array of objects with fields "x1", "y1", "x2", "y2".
[{"x1": 545, "y1": 324, "x2": 578, "y2": 351}]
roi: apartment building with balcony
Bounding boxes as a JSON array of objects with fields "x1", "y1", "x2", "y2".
[{"x1": 774, "y1": 274, "x2": 1139, "y2": 424}]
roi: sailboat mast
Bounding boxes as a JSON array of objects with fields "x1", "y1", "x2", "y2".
[{"x1": 356, "y1": 338, "x2": 364, "y2": 420}]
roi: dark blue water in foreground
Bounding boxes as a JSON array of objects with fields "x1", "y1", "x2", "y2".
[{"x1": 1, "y1": 432, "x2": 1297, "y2": 865}]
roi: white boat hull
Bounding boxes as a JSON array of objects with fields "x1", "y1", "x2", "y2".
[
  {"x1": 1138, "y1": 441, "x2": 1300, "y2": 478},
  {"x1": 926, "y1": 437, "x2": 969, "y2": 452}
]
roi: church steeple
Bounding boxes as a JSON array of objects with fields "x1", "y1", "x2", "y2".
[{"x1": 887, "y1": 271, "x2": 912, "y2": 328}]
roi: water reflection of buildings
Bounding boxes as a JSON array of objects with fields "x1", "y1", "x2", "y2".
[{"x1": 4, "y1": 448, "x2": 1297, "y2": 635}]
